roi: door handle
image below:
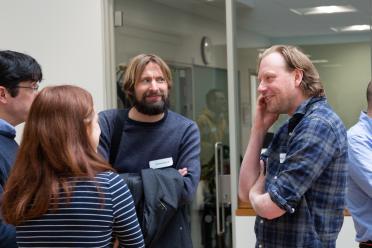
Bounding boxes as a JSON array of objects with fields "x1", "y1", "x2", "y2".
[{"x1": 214, "y1": 142, "x2": 225, "y2": 235}]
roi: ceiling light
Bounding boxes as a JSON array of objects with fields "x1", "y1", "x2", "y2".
[
  {"x1": 321, "y1": 64, "x2": 342, "y2": 68},
  {"x1": 331, "y1": 24, "x2": 371, "y2": 32},
  {"x1": 290, "y1": 5, "x2": 357, "y2": 15},
  {"x1": 311, "y1": 59, "x2": 328, "y2": 64}
]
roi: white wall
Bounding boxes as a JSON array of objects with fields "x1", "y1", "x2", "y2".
[
  {"x1": 0, "y1": 0, "x2": 109, "y2": 141},
  {"x1": 235, "y1": 216, "x2": 358, "y2": 248},
  {"x1": 302, "y1": 43, "x2": 370, "y2": 129}
]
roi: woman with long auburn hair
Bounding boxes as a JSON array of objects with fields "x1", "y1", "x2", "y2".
[{"x1": 2, "y1": 85, "x2": 144, "y2": 247}]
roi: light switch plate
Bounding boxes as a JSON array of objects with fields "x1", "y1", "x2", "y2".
[{"x1": 114, "y1": 11, "x2": 123, "y2": 27}]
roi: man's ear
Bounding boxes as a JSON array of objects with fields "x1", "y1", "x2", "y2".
[
  {"x1": 294, "y1": 69, "x2": 303, "y2": 87},
  {"x1": 0, "y1": 86, "x2": 8, "y2": 103}
]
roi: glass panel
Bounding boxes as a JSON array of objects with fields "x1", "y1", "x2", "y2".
[
  {"x1": 194, "y1": 65, "x2": 231, "y2": 248},
  {"x1": 235, "y1": 0, "x2": 372, "y2": 246},
  {"x1": 113, "y1": 0, "x2": 230, "y2": 247},
  {"x1": 169, "y1": 66, "x2": 193, "y2": 118},
  {"x1": 236, "y1": 0, "x2": 372, "y2": 204}
]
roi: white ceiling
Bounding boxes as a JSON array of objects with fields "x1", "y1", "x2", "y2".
[{"x1": 152, "y1": 0, "x2": 372, "y2": 43}]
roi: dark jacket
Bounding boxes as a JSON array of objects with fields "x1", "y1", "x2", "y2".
[
  {"x1": 0, "y1": 126, "x2": 18, "y2": 248},
  {"x1": 121, "y1": 168, "x2": 192, "y2": 248}
]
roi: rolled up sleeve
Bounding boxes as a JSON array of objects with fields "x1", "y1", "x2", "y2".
[{"x1": 266, "y1": 117, "x2": 343, "y2": 213}]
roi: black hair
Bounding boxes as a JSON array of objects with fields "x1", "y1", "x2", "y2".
[{"x1": 0, "y1": 50, "x2": 42, "y2": 97}]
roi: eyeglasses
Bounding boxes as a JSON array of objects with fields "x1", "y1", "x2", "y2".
[{"x1": 13, "y1": 85, "x2": 39, "y2": 92}]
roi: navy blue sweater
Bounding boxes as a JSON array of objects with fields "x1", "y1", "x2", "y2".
[
  {"x1": 98, "y1": 109, "x2": 201, "y2": 203},
  {"x1": 0, "y1": 121, "x2": 18, "y2": 248}
]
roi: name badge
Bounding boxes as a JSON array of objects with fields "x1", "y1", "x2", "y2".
[
  {"x1": 279, "y1": 153, "x2": 286, "y2": 163},
  {"x1": 149, "y1": 157, "x2": 173, "y2": 169}
]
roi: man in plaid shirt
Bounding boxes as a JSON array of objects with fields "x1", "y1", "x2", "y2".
[{"x1": 239, "y1": 45, "x2": 348, "y2": 248}]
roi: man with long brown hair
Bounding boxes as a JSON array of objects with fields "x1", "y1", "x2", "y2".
[
  {"x1": 0, "y1": 50, "x2": 42, "y2": 248},
  {"x1": 239, "y1": 45, "x2": 347, "y2": 247},
  {"x1": 99, "y1": 54, "x2": 200, "y2": 248}
]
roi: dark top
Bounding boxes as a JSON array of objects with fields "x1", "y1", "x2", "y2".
[
  {"x1": 98, "y1": 108, "x2": 201, "y2": 203},
  {"x1": 0, "y1": 119, "x2": 18, "y2": 248}
]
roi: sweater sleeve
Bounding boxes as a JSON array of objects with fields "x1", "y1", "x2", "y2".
[
  {"x1": 0, "y1": 156, "x2": 17, "y2": 248},
  {"x1": 98, "y1": 110, "x2": 115, "y2": 161},
  {"x1": 0, "y1": 219, "x2": 17, "y2": 248},
  {"x1": 109, "y1": 173, "x2": 144, "y2": 248},
  {"x1": 177, "y1": 122, "x2": 201, "y2": 203}
]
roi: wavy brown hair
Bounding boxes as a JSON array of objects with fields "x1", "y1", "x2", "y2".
[
  {"x1": 123, "y1": 54, "x2": 172, "y2": 104},
  {"x1": 2, "y1": 85, "x2": 113, "y2": 225},
  {"x1": 258, "y1": 45, "x2": 325, "y2": 98}
]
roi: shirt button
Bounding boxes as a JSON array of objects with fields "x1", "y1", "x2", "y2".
[
  {"x1": 179, "y1": 226, "x2": 183, "y2": 230},
  {"x1": 258, "y1": 244, "x2": 263, "y2": 248},
  {"x1": 274, "y1": 176, "x2": 277, "y2": 180},
  {"x1": 260, "y1": 219, "x2": 264, "y2": 224}
]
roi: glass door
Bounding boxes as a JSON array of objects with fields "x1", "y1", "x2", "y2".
[
  {"x1": 169, "y1": 66, "x2": 193, "y2": 118},
  {"x1": 192, "y1": 65, "x2": 232, "y2": 248}
]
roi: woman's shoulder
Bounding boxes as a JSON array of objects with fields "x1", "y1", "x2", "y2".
[
  {"x1": 95, "y1": 171, "x2": 121, "y2": 182},
  {"x1": 95, "y1": 171, "x2": 127, "y2": 188}
]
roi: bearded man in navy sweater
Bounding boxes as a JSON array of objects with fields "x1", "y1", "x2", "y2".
[{"x1": 99, "y1": 54, "x2": 200, "y2": 248}]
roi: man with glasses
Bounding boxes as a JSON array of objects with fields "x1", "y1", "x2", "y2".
[{"x1": 0, "y1": 50, "x2": 42, "y2": 247}]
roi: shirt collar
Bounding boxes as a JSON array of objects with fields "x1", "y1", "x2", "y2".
[
  {"x1": 0, "y1": 118, "x2": 16, "y2": 138},
  {"x1": 359, "y1": 111, "x2": 372, "y2": 133},
  {"x1": 293, "y1": 96, "x2": 325, "y2": 116},
  {"x1": 288, "y1": 96, "x2": 326, "y2": 134}
]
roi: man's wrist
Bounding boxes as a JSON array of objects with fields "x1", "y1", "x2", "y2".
[
  {"x1": 250, "y1": 128, "x2": 267, "y2": 145},
  {"x1": 251, "y1": 125, "x2": 268, "y2": 135}
]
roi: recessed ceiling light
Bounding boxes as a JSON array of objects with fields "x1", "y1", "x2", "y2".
[
  {"x1": 290, "y1": 5, "x2": 357, "y2": 15},
  {"x1": 331, "y1": 24, "x2": 371, "y2": 32},
  {"x1": 311, "y1": 59, "x2": 329, "y2": 64},
  {"x1": 321, "y1": 64, "x2": 342, "y2": 68}
]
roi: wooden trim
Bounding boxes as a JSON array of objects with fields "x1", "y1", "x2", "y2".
[
  {"x1": 237, "y1": 199, "x2": 256, "y2": 216},
  {"x1": 343, "y1": 208, "x2": 351, "y2": 216},
  {"x1": 236, "y1": 208, "x2": 256, "y2": 216},
  {"x1": 236, "y1": 200, "x2": 351, "y2": 217},
  {"x1": 238, "y1": 200, "x2": 252, "y2": 209}
]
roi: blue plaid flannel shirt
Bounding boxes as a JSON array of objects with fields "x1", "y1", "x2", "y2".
[{"x1": 256, "y1": 97, "x2": 348, "y2": 248}]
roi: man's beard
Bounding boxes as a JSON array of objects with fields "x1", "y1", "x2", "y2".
[{"x1": 133, "y1": 92, "x2": 170, "y2": 115}]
